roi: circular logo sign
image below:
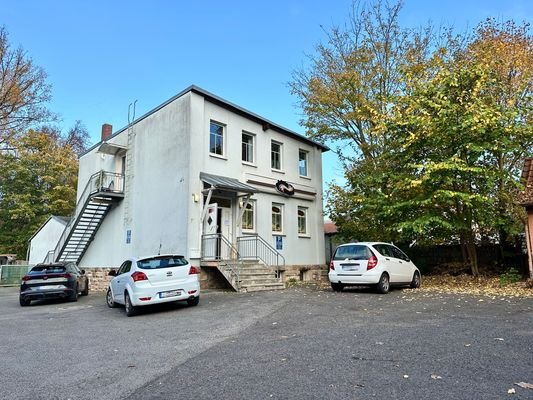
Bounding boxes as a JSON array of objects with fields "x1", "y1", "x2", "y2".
[{"x1": 275, "y1": 180, "x2": 295, "y2": 196}]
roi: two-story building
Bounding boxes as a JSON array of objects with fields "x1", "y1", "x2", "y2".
[{"x1": 37, "y1": 85, "x2": 329, "y2": 291}]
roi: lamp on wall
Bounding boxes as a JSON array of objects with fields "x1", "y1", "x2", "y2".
[{"x1": 192, "y1": 193, "x2": 199, "y2": 202}]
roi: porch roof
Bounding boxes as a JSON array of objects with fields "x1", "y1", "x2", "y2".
[{"x1": 200, "y1": 172, "x2": 257, "y2": 194}]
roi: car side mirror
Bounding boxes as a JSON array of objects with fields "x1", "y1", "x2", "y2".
[{"x1": 108, "y1": 270, "x2": 117, "y2": 277}]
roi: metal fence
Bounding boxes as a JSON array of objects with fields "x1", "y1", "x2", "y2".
[{"x1": 0, "y1": 265, "x2": 31, "y2": 286}]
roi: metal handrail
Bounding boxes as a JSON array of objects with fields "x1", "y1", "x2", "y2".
[
  {"x1": 236, "y1": 233, "x2": 285, "y2": 278},
  {"x1": 201, "y1": 233, "x2": 241, "y2": 288},
  {"x1": 45, "y1": 171, "x2": 124, "y2": 263}
]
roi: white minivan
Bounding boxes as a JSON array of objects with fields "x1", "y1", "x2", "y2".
[{"x1": 328, "y1": 242, "x2": 421, "y2": 294}]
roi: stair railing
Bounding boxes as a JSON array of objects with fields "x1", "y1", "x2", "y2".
[
  {"x1": 236, "y1": 234, "x2": 285, "y2": 279},
  {"x1": 45, "y1": 171, "x2": 124, "y2": 263},
  {"x1": 201, "y1": 233, "x2": 241, "y2": 289}
]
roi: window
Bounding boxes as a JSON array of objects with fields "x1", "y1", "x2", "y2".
[
  {"x1": 297, "y1": 207, "x2": 308, "y2": 235},
  {"x1": 117, "y1": 261, "x2": 132, "y2": 275},
  {"x1": 242, "y1": 201, "x2": 254, "y2": 230},
  {"x1": 272, "y1": 203, "x2": 283, "y2": 232},
  {"x1": 271, "y1": 141, "x2": 282, "y2": 170},
  {"x1": 333, "y1": 245, "x2": 372, "y2": 261},
  {"x1": 299, "y1": 150, "x2": 308, "y2": 176},
  {"x1": 242, "y1": 132, "x2": 254, "y2": 163},
  {"x1": 209, "y1": 121, "x2": 224, "y2": 156}
]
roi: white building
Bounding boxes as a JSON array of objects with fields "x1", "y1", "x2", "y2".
[
  {"x1": 27, "y1": 216, "x2": 70, "y2": 265},
  {"x1": 39, "y1": 86, "x2": 329, "y2": 291}
]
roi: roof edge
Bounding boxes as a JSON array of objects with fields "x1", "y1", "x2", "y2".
[{"x1": 80, "y1": 85, "x2": 329, "y2": 157}]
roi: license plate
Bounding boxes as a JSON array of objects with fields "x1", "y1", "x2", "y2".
[
  {"x1": 159, "y1": 290, "x2": 181, "y2": 298},
  {"x1": 342, "y1": 264, "x2": 359, "y2": 272},
  {"x1": 36, "y1": 285, "x2": 63, "y2": 290}
]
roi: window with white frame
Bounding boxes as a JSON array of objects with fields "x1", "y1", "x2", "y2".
[
  {"x1": 271, "y1": 141, "x2": 282, "y2": 170},
  {"x1": 242, "y1": 201, "x2": 255, "y2": 231},
  {"x1": 209, "y1": 121, "x2": 224, "y2": 156},
  {"x1": 242, "y1": 132, "x2": 254, "y2": 164},
  {"x1": 299, "y1": 150, "x2": 308, "y2": 176},
  {"x1": 272, "y1": 203, "x2": 283, "y2": 233},
  {"x1": 297, "y1": 206, "x2": 308, "y2": 235}
]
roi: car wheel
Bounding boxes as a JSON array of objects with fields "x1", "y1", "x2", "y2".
[
  {"x1": 19, "y1": 297, "x2": 31, "y2": 307},
  {"x1": 186, "y1": 296, "x2": 200, "y2": 307},
  {"x1": 106, "y1": 288, "x2": 117, "y2": 308},
  {"x1": 81, "y1": 279, "x2": 89, "y2": 296},
  {"x1": 124, "y1": 292, "x2": 137, "y2": 317},
  {"x1": 68, "y1": 284, "x2": 79, "y2": 302},
  {"x1": 410, "y1": 271, "x2": 421, "y2": 289},
  {"x1": 376, "y1": 273, "x2": 390, "y2": 294},
  {"x1": 331, "y1": 282, "x2": 344, "y2": 292}
]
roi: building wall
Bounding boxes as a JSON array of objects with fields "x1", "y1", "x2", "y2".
[
  {"x1": 28, "y1": 218, "x2": 67, "y2": 265},
  {"x1": 186, "y1": 93, "x2": 325, "y2": 266},
  {"x1": 79, "y1": 93, "x2": 192, "y2": 267},
  {"x1": 76, "y1": 89, "x2": 325, "y2": 269}
]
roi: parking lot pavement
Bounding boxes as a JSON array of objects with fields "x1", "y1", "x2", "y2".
[{"x1": 1, "y1": 286, "x2": 532, "y2": 400}]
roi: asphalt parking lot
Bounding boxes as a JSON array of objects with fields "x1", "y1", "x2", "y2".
[{"x1": 0, "y1": 285, "x2": 532, "y2": 400}]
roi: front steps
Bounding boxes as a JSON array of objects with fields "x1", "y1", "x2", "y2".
[{"x1": 203, "y1": 260, "x2": 285, "y2": 293}]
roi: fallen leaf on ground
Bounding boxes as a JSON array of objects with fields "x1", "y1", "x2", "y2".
[
  {"x1": 508, "y1": 388, "x2": 516, "y2": 394},
  {"x1": 515, "y1": 382, "x2": 533, "y2": 389},
  {"x1": 431, "y1": 374, "x2": 442, "y2": 380}
]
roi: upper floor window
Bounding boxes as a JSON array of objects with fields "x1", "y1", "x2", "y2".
[
  {"x1": 299, "y1": 150, "x2": 308, "y2": 176},
  {"x1": 297, "y1": 206, "x2": 308, "y2": 235},
  {"x1": 271, "y1": 141, "x2": 283, "y2": 170},
  {"x1": 210, "y1": 121, "x2": 224, "y2": 156},
  {"x1": 242, "y1": 201, "x2": 255, "y2": 231},
  {"x1": 242, "y1": 132, "x2": 254, "y2": 164},
  {"x1": 272, "y1": 203, "x2": 283, "y2": 233}
]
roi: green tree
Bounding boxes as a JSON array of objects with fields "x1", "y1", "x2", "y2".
[
  {"x1": 290, "y1": 0, "x2": 430, "y2": 243},
  {"x1": 386, "y1": 20, "x2": 533, "y2": 275},
  {"x1": 0, "y1": 127, "x2": 80, "y2": 258}
]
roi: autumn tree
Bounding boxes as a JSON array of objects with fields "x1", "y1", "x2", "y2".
[
  {"x1": 290, "y1": 0, "x2": 431, "y2": 242},
  {"x1": 0, "y1": 124, "x2": 84, "y2": 258},
  {"x1": 384, "y1": 20, "x2": 533, "y2": 275},
  {"x1": 292, "y1": 0, "x2": 532, "y2": 275},
  {"x1": 0, "y1": 26, "x2": 52, "y2": 146}
]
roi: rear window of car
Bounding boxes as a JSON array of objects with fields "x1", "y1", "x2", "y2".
[
  {"x1": 137, "y1": 256, "x2": 188, "y2": 269},
  {"x1": 333, "y1": 245, "x2": 372, "y2": 261},
  {"x1": 29, "y1": 265, "x2": 66, "y2": 274}
]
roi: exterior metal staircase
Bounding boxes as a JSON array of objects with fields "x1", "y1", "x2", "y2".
[
  {"x1": 201, "y1": 233, "x2": 285, "y2": 293},
  {"x1": 44, "y1": 171, "x2": 124, "y2": 264}
]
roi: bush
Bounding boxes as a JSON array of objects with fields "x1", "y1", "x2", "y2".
[{"x1": 499, "y1": 268, "x2": 522, "y2": 286}]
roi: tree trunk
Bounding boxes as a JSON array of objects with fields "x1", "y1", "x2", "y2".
[{"x1": 465, "y1": 233, "x2": 479, "y2": 276}]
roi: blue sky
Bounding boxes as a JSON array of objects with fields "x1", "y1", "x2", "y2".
[{"x1": 2, "y1": 0, "x2": 532, "y2": 188}]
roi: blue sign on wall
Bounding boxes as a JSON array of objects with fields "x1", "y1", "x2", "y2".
[
  {"x1": 126, "y1": 230, "x2": 131, "y2": 244},
  {"x1": 275, "y1": 235, "x2": 283, "y2": 250}
]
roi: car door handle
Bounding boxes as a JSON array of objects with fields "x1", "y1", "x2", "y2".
[{"x1": 385, "y1": 258, "x2": 390, "y2": 261}]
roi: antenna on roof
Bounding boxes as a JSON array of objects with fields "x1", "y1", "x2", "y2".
[
  {"x1": 158, "y1": 241, "x2": 162, "y2": 255},
  {"x1": 128, "y1": 100, "x2": 138, "y2": 125}
]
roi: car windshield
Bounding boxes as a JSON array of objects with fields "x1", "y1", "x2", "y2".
[
  {"x1": 333, "y1": 245, "x2": 370, "y2": 261},
  {"x1": 137, "y1": 256, "x2": 188, "y2": 269},
  {"x1": 29, "y1": 265, "x2": 66, "y2": 274}
]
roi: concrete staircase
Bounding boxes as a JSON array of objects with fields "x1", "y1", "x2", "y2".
[
  {"x1": 215, "y1": 260, "x2": 285, "y2": 293},
  {"x1": 237, "y1": 262, "x2": 285, "y2": 293}
]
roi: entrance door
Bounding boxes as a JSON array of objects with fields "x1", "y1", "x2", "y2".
[
  {"x1": 202, "y1": 203, "x2": 218, "y2": 259},
  {"x1": 218, "y1": 207, "x2": 232, "y2": 259}
]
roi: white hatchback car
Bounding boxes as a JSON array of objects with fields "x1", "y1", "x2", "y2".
[
  {"x1": 328, "y1": 242, "x2": 421, "y2": 294},
  {"x1": 106, "y1": 254, "x2": 200, "y2": 316}
]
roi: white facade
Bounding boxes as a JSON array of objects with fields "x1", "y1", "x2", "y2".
[
  {"x1": 77, "y1": 86, "x2": 327, "y2": 268},
  {"x1": 28, "y1": 216, "x2": 69, "y2": 265}
]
